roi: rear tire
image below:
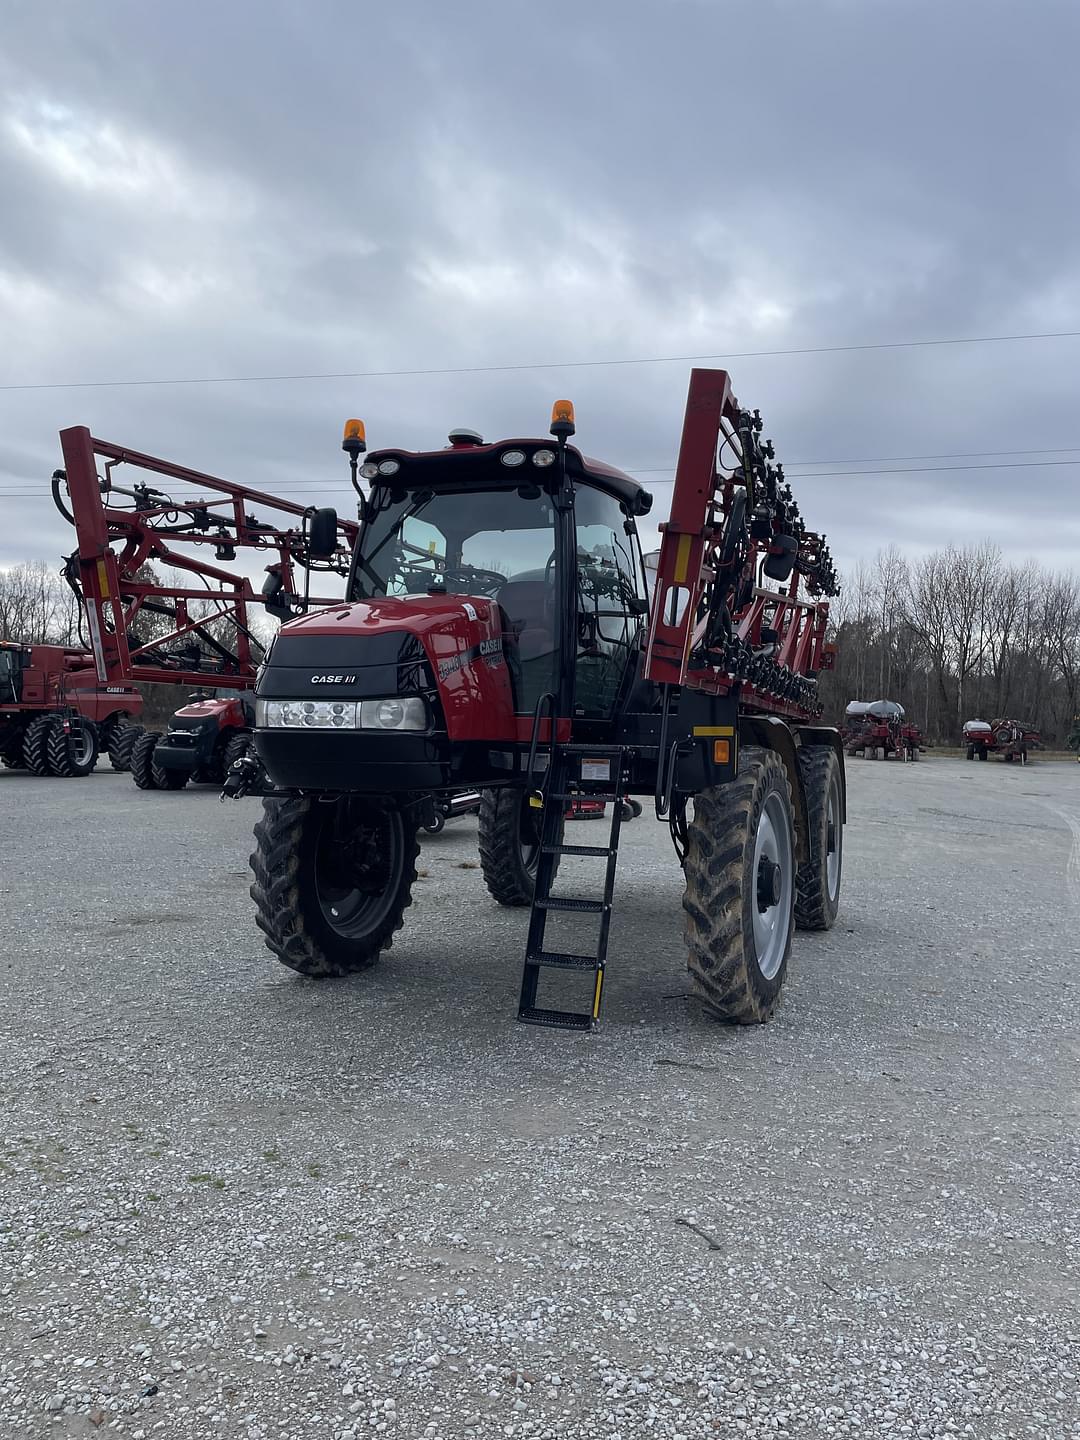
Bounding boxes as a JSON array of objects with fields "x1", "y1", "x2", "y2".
[
  {"x1": 47, "y1": 717, "x2": 98, "y2": 777},
  {"x1": 249, "y1": 796, "x2": 419, "y2": 975},
  {"x1": 108, "y1": 721, "x2": 142, "y2": 772},
  {"x1": 478, "y1": 787, "x2": 555, "y2": 906},
  {"x1": 683, "y1": 747, "x2": 796, "y2": 1024},
  {"x1": 22, "y1": 714, "x2": 55, "y2": 776},
  {"x1": 794, "y1": 746, "x2": 842, "y2": 931},
  {"x1": 131, "y1": 730, "x2": 161, "y2": 790}
]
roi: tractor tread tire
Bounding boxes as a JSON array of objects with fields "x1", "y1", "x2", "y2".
[
  {"x1": 794, "y1": 745, "x2": 842, "y2": 931},
  {"x1": 478, "y1": 787, "x2": 555, "y2": 906},
  {"x1": 683, "y1": 747, "x2": 794, "y2": 1025},
  {"x1": 222, "y1": 732, "x2": 251, "y2": 780},
  {"x1": 249, "y1": 797, "x2": 419, "y2": 976},
  {"x1": 47, "y1": 718, "x2": 98, "y2": 778},
  {"x1": 108, "y1": 722, "x2": 142, "y2": 772},
  {"x1": 131, "y1": 730, "x2": 161, "y2": 790},
  {"x1": 23, "y1": 714, "x2": 56, "y2": 776}
]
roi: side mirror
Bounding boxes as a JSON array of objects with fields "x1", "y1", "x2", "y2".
[{"x1": 307, "y1": 507, "x2": 338, "y2": 560}]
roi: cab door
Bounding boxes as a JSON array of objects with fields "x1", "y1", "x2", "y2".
[{"x1": 572, "y1": 487, "x2": 649, "y2": 721}]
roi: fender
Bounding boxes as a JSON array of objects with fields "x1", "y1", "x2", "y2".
[{"x1": 738, "y1": 715, "x2": 810, "y2": 863}]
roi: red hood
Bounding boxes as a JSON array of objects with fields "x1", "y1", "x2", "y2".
[{"x1": 278, "y1": 594, "x2": 497, "y2": 638}]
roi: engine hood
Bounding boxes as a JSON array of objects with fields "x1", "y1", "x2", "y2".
[{"x1": 277, "y1": 594, "x2": 496, "y2": 641}]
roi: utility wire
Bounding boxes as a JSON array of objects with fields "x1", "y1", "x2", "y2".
[
  {"x1": 1, "y1": 327, "x2": 1079, "y2": 393},
  {"x1": 5, "y1": 445, "x2": 1080, "y2": 497},
  {"x1": 4, "y1": 453, "x2": 1080, "y2": 499}
]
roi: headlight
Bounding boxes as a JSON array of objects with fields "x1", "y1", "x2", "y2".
[
  {"x1": 532, "y1": 448, "x2": 556, "y2": 467},
  {"x1": 377, "y1": 459, "x2": 400, "y2": 476},
  {"x1": 256, "y1": 699, "x2": 359, "y2": 729},
  {"x1": 360, "y1": 462, "x2": 380, "y2": 480},
  {"x1": 360, "y1": 697, "x2": 427, "y2": 730},
  {"x1": 256, "y1": 696, "x2": 427, "y2": 731},
  {"x1": 500, "y1": 449, "x2": 527, "y2": 468}
]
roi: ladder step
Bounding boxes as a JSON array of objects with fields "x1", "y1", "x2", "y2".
[
  {"x1": 555, "y1": 744, "x2": 626, "y2": 755},
  {"x1": 542, "y1": 843, "x2": 612, "y2": 857},
  {"x1": 525, "y1": 950, "x2": 598, "y2": 970},
  {"x1": 518, "y1": 1007, "x2": 595, "y2": 1031},
  {"x1": 535, "y1": 896, "x2": 606, "y2": 914}
]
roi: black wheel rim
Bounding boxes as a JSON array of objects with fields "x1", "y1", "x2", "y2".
[{"x1": 314, "y1": 802, "x2": 403, "y2": 939}]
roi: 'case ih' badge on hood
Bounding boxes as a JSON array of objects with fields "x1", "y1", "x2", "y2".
[{"x1": 310, "y1": 674, "x2": 357, "y2": 684}]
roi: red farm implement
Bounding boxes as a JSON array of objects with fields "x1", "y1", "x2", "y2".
[
  {"x1": 963, "y1": 717, "x2": 1040, "y2": 765},
  {"x1": 843, "y1": 700, "x2": 924, "y2": 762},
  {"x1": 49, "y1": 427, "x2": 356, "y2": 789}
]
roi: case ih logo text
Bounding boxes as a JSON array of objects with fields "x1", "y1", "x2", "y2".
[{"x1": 310, "y1": 674, "x2": 357, "y2": 684}]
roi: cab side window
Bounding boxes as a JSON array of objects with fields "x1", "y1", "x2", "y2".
[{"x1": 573, "y1": 490, "x2": 646, "y2": 717}]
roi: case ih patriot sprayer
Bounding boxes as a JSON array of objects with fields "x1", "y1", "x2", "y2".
[
  {"x1": 51, "y1": 431, "x2": 358, "y2": 788},
  {"x1": 243, "y1": 369, "x2": 845, "y2": 1029},
  {"x1": 0, "y1": 640, "x2": 141, "y2": 776}
]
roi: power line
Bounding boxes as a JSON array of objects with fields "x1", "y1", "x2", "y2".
[
  {"x1": 4, "y1": 453, "x2": 1080, "y2": 500},
  {"x1": 1, "y1": 327, "x2": 1079, "y2": 393},
  {"x1": 5, "y1": 443, "x2": 1080, "y2": 496}
]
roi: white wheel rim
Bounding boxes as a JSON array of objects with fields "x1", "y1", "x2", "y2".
[
  {"x1": 72, "y1": 729, "x2": 94, "y2": 765},
  {"x1": 826, "y1": 772, "x2": 842, "y2": 901},
  {"x1": 753, "y1": 790, "x2": 794, "y2": 980}
]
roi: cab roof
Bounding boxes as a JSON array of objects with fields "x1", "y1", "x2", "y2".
[{"x1": 363, "y1": 439, "x2": 653, "y2": 517}]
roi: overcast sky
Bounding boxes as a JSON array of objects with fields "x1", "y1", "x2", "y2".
[{"x1": 1, "y1": 0, "x2": 1078, "y2": 582}]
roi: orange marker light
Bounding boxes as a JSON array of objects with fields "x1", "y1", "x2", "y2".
[
  {"x1": 551, "y1": 400, "x2": 575, "y2": 427},
  {"x1": 342, "y1": 419, "x2": 367, "y2": 457},
  {"x1": 713, "y1": 738, "x2": 731, "y2": 765}
]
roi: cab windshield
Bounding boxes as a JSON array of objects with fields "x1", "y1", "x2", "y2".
[
  {"x1": 349, "y1": 486, "x2": 559, "y2": 711},
  {"x1": 349, "y1": 486, "x2": 557, "y2": 601},
  {"x1": 346, "y1": 482, "x2": 648, "y2": 719}
]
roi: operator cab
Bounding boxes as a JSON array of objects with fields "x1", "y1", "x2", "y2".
[{"x1": 345, "y1": 425, "x2": 653, "y2": 722}]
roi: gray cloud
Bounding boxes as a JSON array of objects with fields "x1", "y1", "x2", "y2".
[{"x1": 2, "y1": 0, "x2": 1079, "y2": 580}]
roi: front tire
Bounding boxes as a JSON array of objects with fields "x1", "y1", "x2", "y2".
[
  {"x1": 683, "y1": 747, "x2": 796, "y2": 1024},
  {"x1": 22, "y1": 714, "x2": 55, "y2": 776},
  {"x1": 794, "y1": 746, "x2": 842, "y2": 931},
  {"x1": 249, "y1": 796, "x2": 419, "y2": 976}
]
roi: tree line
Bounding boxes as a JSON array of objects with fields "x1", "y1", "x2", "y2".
[
  {"x1": 818, "y1": 543, "x2": 1080, "y2": 744},
  {"x1": 5, "y1": 540, "x2": 1078, "y2": 744}
]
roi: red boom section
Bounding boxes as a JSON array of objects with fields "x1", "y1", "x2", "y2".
[
  {"x1": 57, "y1": 427, "x2": 358, "y2": 689},
  {"x1": 644, "y1": 369, "x2": 837, "y2": 720}
]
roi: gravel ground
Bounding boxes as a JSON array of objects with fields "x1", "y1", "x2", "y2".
[{"x1": 2, "y1": 757, "x2": 1078, "y2": 1439}]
